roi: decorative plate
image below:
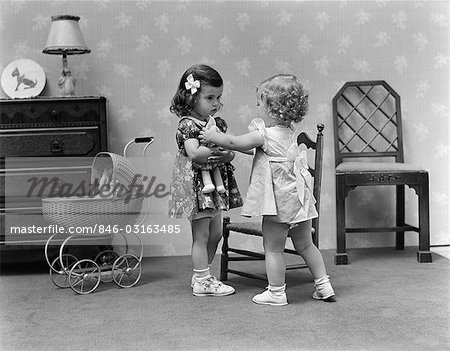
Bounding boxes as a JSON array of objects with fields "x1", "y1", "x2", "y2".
[{"x1": 1, "y1": 59, "x2": 46, "y2": 98}]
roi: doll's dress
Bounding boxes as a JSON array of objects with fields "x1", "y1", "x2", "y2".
[
  {"x1": 168, "y1": 116, "x2": 243, "y2": 219},
  {"x1": 241, "y1": 118, "x2": 318, "y2": 224}
]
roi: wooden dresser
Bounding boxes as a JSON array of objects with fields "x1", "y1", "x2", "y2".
[{"x1": 0, "y1": 96, "x2": 107, "y2": 250}]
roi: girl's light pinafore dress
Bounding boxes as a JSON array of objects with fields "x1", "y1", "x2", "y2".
[{"x1": 242, "y1": 118, "x2": 318, "y2": 224}]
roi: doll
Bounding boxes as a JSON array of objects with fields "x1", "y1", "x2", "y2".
[{"x1": 199, "y1": 116, "x2": 225, "y2": 194}]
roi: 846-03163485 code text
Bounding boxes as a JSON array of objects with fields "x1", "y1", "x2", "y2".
[
  {"x1": 9, "y1": 224, "x2": 181, "y2": 235},
  {"x1": 98, "y1": 224, "x2": 181, "y2": 234}
]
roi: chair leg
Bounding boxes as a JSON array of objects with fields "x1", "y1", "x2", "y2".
[
  {"x1": 396, "y1": 185, "x2": 405, "y2": 250},
  {"x1": 417, "y1": 173, "x2": 432, "y2": 263},
  {"x1": 220, "y1": 217, "x2": 231, "y2": 280},
  {"x1": 312, "y1": 217, "x2": 319, "y2": 247},
  {"x1": 335, "y1": 175, "x2": 348, "y2": 265}
]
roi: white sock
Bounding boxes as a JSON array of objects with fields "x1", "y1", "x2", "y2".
[
  {"x1": 268, "y1": 284, "x2": 286, "y2": 297},
  {"x1": 193, "y1": 267, "x2": 211, "y2": 282},
  {"x1": 314, "y1": 275, "x2": 330, "y2": 286}
]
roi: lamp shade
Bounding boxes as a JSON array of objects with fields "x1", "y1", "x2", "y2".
[{"x1": 42, "y1": 15, "x2": 91, "y2": 55}]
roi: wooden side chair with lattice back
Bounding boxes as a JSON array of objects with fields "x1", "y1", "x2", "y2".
[
  {"x1": 332, "y1": 80, "x2": 432, "y2": 264},
  {"x1": 220, "y1": 123, "x2": 324, "y2": 282}
]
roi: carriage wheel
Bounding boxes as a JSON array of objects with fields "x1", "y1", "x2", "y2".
[
  {"x1": 94, "y1": 250, "x2": 119, "y2": 282},
  {"x1": 112, "y1": 254, "x2": 142, "y2": 288},
  {"x1": 69, "y1": 259, "x2": 101, "y2": 295},
  {"x1": 49, "y1": 254, "x2": 78, "y2": 288}
]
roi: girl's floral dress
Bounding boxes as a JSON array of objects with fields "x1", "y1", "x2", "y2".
[{"x1": 168, "y1": 116, "x2": 243, "y2": 219}]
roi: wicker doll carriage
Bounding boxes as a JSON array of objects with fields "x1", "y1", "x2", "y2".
[{"x1": 43, "y1": 137, "x2": 154, "y2": 294}]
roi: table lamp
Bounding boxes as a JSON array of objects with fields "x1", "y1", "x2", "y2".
[{"x1": 42, "y1": 15, "x2": 90, "y2": 96}]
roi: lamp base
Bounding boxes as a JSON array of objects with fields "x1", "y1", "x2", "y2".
[
  {"x1": 57, "y1": 55, "x2": 77, "y2": 97},
  {"x1": 57, "y1": 69, "x2": 76, "y2": 97}
]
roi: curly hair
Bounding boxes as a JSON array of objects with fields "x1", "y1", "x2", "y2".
[
  {"x1": 258, "y1": 74, "x2": 309, "y2": 126},
  {"x1": 170, "y1": 64, "x2": 223, "y2": 117}
]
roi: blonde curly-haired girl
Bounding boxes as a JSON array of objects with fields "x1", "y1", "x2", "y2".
[{"x1": 200, "y1": 74, "x2": 336, "y2": 306}]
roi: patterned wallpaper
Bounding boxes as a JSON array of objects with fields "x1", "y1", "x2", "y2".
[{"x1": 1, "y1": 0, "x2": 448, "y2": 257}]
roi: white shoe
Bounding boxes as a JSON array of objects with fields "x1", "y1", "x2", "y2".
[
  {"x1": 312, "y1": 275, "x2": 336, "y2": 302},
  {"x1": 216, "y1": 185, "x2": 226, "y2": 194},
  {"x1": 191, "y1": 273, "x2": 218, "y2": 287},
  {"x1": 202, "y1": 184, "x2": 215, "y2": 194},
  {"x1": 193, "y1": 276, "x2": 235, "y2": 297},
  {"x1": 252, "y1": 286, "x2": 288, "y2": 306}
]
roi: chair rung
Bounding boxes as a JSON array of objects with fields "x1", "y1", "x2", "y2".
[
  {"x1": 227, "y1": 248, "x2": 265, "y2": 259},
  {"x1": 226, "y1": 269, "x2": 267, "y2": 281},
  {"x1": 228, "y1": 247, "x2": 303, "y2": 258},
  {"x1": 228, "y1": 256, "x2": 264, "y2": 261},
  {"x1": 346, "y1": 225, "x2": 418, "y2": 233},
  {"x1": 284, "y1": 248, "x2": 301, "y2": 255},
  {"x1": 286, "y1": 263, "x2": 308, "y2": 270}
]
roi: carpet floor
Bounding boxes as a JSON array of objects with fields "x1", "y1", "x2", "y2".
[{"x1": 0, "y1": 247, "x2": 449, "y2": 351}]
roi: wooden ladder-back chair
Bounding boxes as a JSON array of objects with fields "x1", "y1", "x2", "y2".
[
  {"x1": 332, "y1": 80, "x2": 432, "y2": 265},
  {"x1": 220, "y1": 124, "x2": 325, "y2": 281}
]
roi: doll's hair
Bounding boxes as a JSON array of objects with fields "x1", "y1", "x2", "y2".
[
  {"x1": 170, "y1": 64, "x2": 223, "y2": 117},
  {"x1": 258, "y1": 74, "x2": 309, "y2": 126}
]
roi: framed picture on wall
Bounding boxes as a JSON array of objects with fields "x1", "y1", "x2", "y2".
[{"x1": 1, "y1": 59, "x2": 46, "y2": 99}]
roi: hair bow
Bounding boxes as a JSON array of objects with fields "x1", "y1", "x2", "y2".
[{"x1": 185, "y1": 74, "x2": 200, "y2": 94}]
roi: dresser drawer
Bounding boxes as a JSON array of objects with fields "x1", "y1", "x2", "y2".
[
  {"x1": 0, "y1": 97, "x2": 107, "y2": 127},
  {"x1": 1, "y1": 157, "x2": 92, "y2": 200},
  {"x1": 0, "y1": 128, "x2": 100, "y2": 157}
]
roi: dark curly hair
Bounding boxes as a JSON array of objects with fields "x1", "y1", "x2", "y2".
[
  {"x1": 258, "y1": 74, "x2": 309, "y2": 126},
  {"x1": 170, "y1": 64, "x2": 223, "y2": 117}
]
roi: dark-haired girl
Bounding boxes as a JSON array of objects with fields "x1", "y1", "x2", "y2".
[{"x1": 168, "y1": 64, "x2": 242, "y2": 297}]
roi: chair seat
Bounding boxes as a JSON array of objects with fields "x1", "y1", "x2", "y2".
[
  {"x1": 226, "y1": 221, "x2": 315, "y2": 238},
  {"x1": 226, "y1": 222, "x2": 262, "y2": 236},
  {"x1": 336, "y1": 161, "x2": 425, "y2": 173}
]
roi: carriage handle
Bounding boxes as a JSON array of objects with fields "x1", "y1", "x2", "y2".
[
  {"x1": 123, "y1": 137, "x2": 155, "y2": 158},
  {"x1": 122, "y1": 136, "x2": 155, "y2": 227}
]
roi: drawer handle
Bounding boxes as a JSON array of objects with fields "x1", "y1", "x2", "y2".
[
  {"x1": 50, "y1": 139, "x2": 64, "y2": 153},
  {"x1": 51, "y1": 110, "x2": 60, "y2": 120}
]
